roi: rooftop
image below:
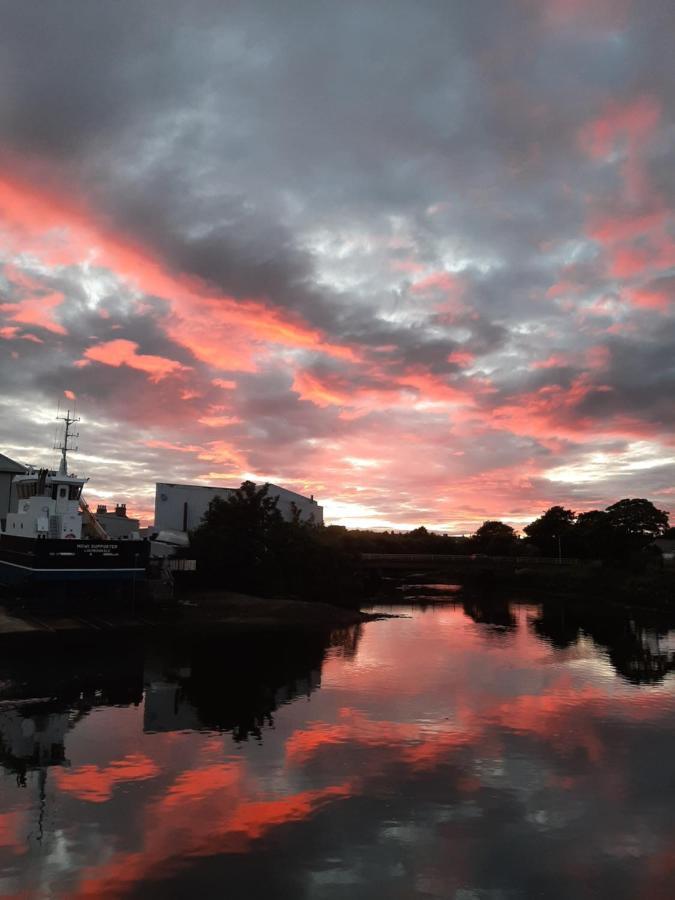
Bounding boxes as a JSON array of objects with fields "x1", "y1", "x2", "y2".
[
  {"x1": 157, "y1": 480, "x2": 320, "y2": 505},
  {"x1": 0, "y1": 453, "x2": 25, "y2": 474}
]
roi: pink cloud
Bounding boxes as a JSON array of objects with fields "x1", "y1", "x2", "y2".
[
  {"x1": 79, "y1": 339, "x2": 190, "y2": 382},
  {"x1": 0, "y1": 291, "x2": 67, "y2": 334},
  {"x1": 447, "y1": 350, "x2": 474, "y2": 367},
  {"x1": 411, "y1": 271, "x2": 459, "y2": 294},
  {"x1": 0, "y1": 172, "x2": 361, "y2": 374},
  {"x1": 531, "y1": 353, "x2": 571, "y2": 370},
  {"x1": 579, "y1": 96, "x2": 661, "y2": 161},
  {"x1": 528, "y1": 0, "x2": 631, "y2": 31}
]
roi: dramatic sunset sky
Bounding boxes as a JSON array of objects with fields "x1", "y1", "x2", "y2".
[{"x1": 1, "y1": 0, "x2": 674, "y2": 530}]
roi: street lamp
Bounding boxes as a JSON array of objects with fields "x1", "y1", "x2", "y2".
[{"x1": 553, "y1": 534, "x2": 562, "y2": 564}]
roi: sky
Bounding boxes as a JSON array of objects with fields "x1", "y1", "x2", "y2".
[{"x1": 0, "y1": 0, "x2": 674, "y2": 531}]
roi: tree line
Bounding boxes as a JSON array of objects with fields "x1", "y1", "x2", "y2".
[
  {"x1": 189, "y1": 483, "x2": 672, "y2": 603},
  {"x1": 329, "y1": 498, "x2": 671, "y2": 561},
  {"x1": 463, "y1": 498, "x2": 670, "y2": 560}
]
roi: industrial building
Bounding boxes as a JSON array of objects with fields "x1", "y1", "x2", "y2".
[
  {"x1": 0, "y1": 452, "x2": 25, "y2": 529},
  {"x1": 154, "y1": 481, "x2": 324, "y2": 534}
]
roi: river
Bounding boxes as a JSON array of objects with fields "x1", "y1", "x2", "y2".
[{"x1": 1, "y1": 599, "x2": 675, "y2": 898}]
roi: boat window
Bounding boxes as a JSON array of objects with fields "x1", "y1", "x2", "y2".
[
  {"x1": 69, "y1": 485, "x2": 81, "y2": 500},
  {"x1": 59, "y1": 487, "x2": 67, "y2": 499}
]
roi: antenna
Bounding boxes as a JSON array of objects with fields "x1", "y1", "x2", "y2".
[{"x1": 54, "y1": 409, "x2": 80, "y2": 476}]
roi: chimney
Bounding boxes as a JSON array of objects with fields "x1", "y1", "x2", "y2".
[
  {"x1": 115, "y1": 503, "x2": 127, "y2": 517},
  {"x1": 96, "y1": 504, "x2": 107, "y2": 515}
]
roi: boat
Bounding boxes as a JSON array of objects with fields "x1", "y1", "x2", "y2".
[{"x1": 0, "y1": 410, "x2": 149, "y2": 588}]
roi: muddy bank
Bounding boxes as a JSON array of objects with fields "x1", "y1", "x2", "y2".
[{"x1": 0, "y1": 590, "x2": 377, "y2": 643}]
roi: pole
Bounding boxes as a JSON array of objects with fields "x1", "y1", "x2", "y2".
[{"x1": 132, "y1": 553, "x2": 138, "y2": 616}]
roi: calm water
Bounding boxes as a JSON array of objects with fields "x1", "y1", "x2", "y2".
[{"x1": 2, "y1": 600, "x2": 675, "y2": 899}]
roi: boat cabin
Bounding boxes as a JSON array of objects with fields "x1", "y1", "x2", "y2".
[{"x1": 4, "y1": 468, "x2": 87, "y2": 540}]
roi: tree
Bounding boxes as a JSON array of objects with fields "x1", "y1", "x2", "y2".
[
  {"x1": 523, "y1": 506, "x2": 576, "y2": 557},
  {"x1": 472, "y1": 520, "x2": 519, "y2": 555},
  {"x1": 190, "y1": 481, "x2": 361, "y2": 603},
  {"x1": 574, "y1": 510, "x2": 615, "y2": 559},
  {"x1": 605, "y1": 498, "x2": 669, "y2": 545},
  {"x1": 190, "y1": 481, "x2": 285, "y2": 592}
]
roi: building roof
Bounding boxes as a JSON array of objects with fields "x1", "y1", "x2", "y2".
[
  {"x1": 0, "y1": 453, "x2": 25, "y2": 474},
  {"x1": 156, "y1": 480, "x2": 321, "y2": 505}
]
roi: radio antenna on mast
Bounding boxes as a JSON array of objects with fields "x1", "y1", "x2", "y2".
[{"x1": 54, "y1": 409, "x2": 80, "y2": 476}]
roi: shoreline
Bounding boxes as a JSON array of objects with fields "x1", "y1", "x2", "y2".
[{"x1": 0, "y1": 590, "x2": 375, "y2": 642}]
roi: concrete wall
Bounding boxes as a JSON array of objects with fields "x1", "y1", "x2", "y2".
[{"x1": 154, "y1": 481, "x2": 324, "y2": 533}]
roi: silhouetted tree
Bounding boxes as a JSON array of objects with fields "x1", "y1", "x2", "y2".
[
  {"x1": 605, "y1": 498, "x2": 669, "y2": 546},
  {"x1": 574, "y1": 510, "x2": 615, "y2": 559},
  {"x1": 472, "y1": 520, "x2": 519, "y2": 555},
  {"x1": 331, "y1": 525, "x2": 466, "y2": 555},
  {"x1": 190, "y1": 481, "x2": 360, "y2": 603},
  {"x1": 523, "y1": 506, "x2": 576, "y2": 556},
  {"x1": 190, "y1": 481, "x2": 285, "y2": 592}
]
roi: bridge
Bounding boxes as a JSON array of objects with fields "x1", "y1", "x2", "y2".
[{"x1": 360, "y1": 553, "x2": 585, "y2": 572}]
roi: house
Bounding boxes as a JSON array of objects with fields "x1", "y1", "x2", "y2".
[
  {"x1": 0, "y1": 452, "x2": 25, "y2": 530},
  {"x1": 154, "y1": 481, "x2": 324, "y2": 534},
  {"x1": 94, "y1": 503, "x2": 141, "y2": 539}
]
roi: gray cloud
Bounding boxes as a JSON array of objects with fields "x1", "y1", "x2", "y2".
[{"x1": 1, "y1": 0, "x2": 674, "y2": 525}]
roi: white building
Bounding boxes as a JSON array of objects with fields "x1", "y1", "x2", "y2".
[
  {"x1": 0, "y1": 452, "x2": 25, "y2": 529},
  {"x1": 154, "y1": 481, "x2": 324, "y2": 534}
]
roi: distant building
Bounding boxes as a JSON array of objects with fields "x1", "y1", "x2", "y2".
[
  {"x1": 0, "y1": 452, "x2": 25, "y2": 529},
  {"x1": 154, "y1": 481, "x2": 324, "y2": 533},
  {"x1": 94, "y1": 503, "x2": 141, "y2": 539}
]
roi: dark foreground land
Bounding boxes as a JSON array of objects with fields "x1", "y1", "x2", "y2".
[
  {"x1": 0, "y1": 589, "x2": 373, "y2": 642},
  {"x1": 2, "y1": 561, "x2": 675, "y2": 644}
]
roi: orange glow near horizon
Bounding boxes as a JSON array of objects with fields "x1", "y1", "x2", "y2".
[{"x1": 0, "y1": 93, "x2": 674, "y2": 530}]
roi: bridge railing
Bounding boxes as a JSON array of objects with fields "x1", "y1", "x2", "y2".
[{"x1": 360, "y1": 553, "x2": 584, "y2": 566}]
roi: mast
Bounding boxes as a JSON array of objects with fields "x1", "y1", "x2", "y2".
[{"x1": 54, "y1": 410, "x2": 80, "y2": 476}]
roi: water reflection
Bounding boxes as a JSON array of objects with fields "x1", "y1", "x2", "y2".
[
  {"x1": 531, "y1": 601, "x2": 675, "y2": 684},
  {"x1": 462, "y1": 594, "x2": 517, "y2": 632},
  {"x1": 1, "y1": 604, "x2": 675, "y2": 899},
  {"x1": 144, "y1": 630, "x2": 338, "y2": 740}
]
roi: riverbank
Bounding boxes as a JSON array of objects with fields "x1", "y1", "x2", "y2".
[
  {"x1": 0, "y1": 590, "x2": 372, "y2": 642},
  {"x1": 373, "y1": 566, "x2": 675, "y2": 610}
]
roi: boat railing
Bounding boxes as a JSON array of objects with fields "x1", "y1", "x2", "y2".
[{"x1": 79, "y1": 496, "x2": 110, "y2": 540}]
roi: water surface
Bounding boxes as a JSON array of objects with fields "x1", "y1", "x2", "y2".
[{"x1": 2, "y1": 600, "x2": 675, "y2": 898}]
